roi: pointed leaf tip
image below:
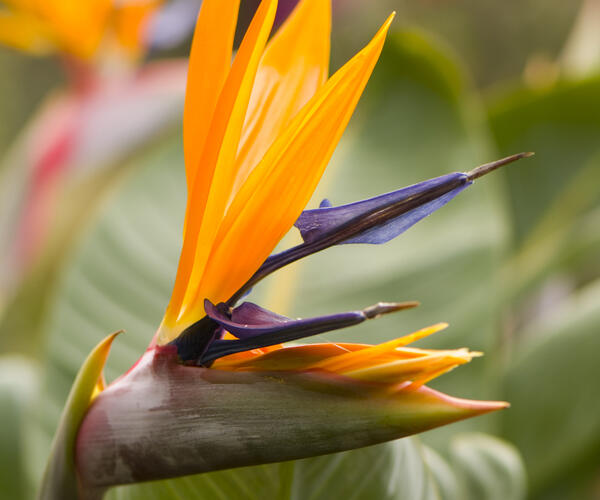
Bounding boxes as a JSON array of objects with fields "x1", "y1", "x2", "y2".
[{"x1": 39, "y1": 331, "x2": 120, "y2": 500}]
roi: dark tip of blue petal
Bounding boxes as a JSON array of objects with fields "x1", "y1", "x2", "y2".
[{"x1": 466, "y1": 152, "x2": 533, "y2": 181}]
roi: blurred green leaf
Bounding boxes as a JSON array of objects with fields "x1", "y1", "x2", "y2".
[
  {"x1": 0, "y1": 356, "x2": 39, "y2": 500},
  {"x1": 422, "y1": 434, "x2": 527, "y2": 500},
  {"x1": 0, "y1": 62, "x2": 185, "y2": 356},
  {"x1": 422, "y1": 447, "x2": 462, "y2": 500},
  {"x1": 501, "y1": 278, "x2": 600, "y2": 492},
  {"x1": 449, "y1": 433, "x2": 526, "y2": 500},
  {"x1": 488, "y1": 75, "x2": 600, "y2": 249},
  {"x1": 0, "y1": 49, "x2": 63, "y2": 157},
  {"x1": 488, "y1": 46, "x2": 600, "y2": 500},
  {"x1": 499, "y1": 150, "x2": 600, "y2": 297}
]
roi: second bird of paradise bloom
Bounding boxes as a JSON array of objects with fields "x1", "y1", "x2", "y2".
[
  {"x1": 40, "y1": 0, "x2": 533, "y2": 497},
  {"x1": 0, "y1": 0, "x2": 162, "y2": 60}
]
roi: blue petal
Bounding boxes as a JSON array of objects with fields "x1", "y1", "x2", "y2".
[
  {"x1": 228, "y1": 172, "x2": 472, "y2": 304},
  {"x1": 295, "y1": 173, "x2": 471, "y2": 245},
  {"x1": 202, "y1": 300, "x2": 413, "y2": 363}
]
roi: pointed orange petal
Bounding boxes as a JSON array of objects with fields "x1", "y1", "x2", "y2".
[
  {"x1": 214, "y1": 342, "x2": 368, "y2": 371},
  {"x1": 163, "y1": 0, "x2": 278, "y2": 338},
  {"x1": 343, "y1": 349, "x2": 475, "y2": 384},
  {"x1": 232, "y1": 0, "x2": 331, "y2": 196},
  {"x1": 113, "y1": 0, "x2": 162, "y2": 58},
  {"x1": 183, "y1": 0, "x2": 240, "y2": 192},
  {"x1": 312, "y1": 323, "x2": 448, "y2": 373},
  {"x1": 38, "y1": 0, "x2": 113, "y2": 59},
  {"x1": 198, "y1": 13, "x2": 395, "y2": 304},
  {"x1": 0, "y1": 10, "x2": 54, "y2": 54},
  {"x1": 184, "y1": 0, "x2": 278, "y2": 301}
]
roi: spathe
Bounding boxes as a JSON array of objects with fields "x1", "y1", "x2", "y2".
[{"x1": 76, "y1": 346, "x2": 507, "y2": 493}]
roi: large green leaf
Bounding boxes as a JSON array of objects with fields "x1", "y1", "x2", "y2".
[
  {"x1": 0, "y1": 356, "x2": 39, "y2": 500},
  {"x1": 448, "y1": 433, "x2": 526, "y2": 500},
  {"x1": 501, "y1": 277, "x2": 600, "y2": 492},
  {"x1": 422, "y1": 433, "x2": 526, "y2": 500},
  {"x1": 489, "y1": 74, "x2": 600, "y2": 496},
  {"x1": 488, "y1": 75, "x2": 600, "y2": 250},
  {"x1": 0, "y1": 49, "x2": 63, "y2": 156},
  {"x1": 498, "y1": 150, "x2": 600, "y2": 299}
]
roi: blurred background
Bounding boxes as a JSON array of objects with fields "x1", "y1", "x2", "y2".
[{"x1": 1, "y1": 0, "x2": 599, "y2": 499}]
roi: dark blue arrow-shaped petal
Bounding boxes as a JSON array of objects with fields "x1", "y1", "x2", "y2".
[
  {"x1": 201, "y1": 299, "x2": 418, "y2": 364},
  {"x1": 228, "y1": 153, "x2": 532, "y2": 304},
  {"x1": 295, "y1": 173, "x2": 469, "y2": 245}
]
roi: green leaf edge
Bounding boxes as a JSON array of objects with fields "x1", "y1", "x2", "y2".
[{"x1": 38, "y1": 332, "x2": 119, "y2": 500}]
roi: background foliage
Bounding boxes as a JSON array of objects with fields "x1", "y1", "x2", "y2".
[{"x1": 1, "y1": 0, "x2": 599, "y2": 499}]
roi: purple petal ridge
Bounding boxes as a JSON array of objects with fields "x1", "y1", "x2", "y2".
[
  {"x1": 295, "y1": 173, "x2": 471, "y2": 245},
  {"x1": 205, "y1": 300, "x2": 364, "y2": 342},
  {"x1": 230, "y1": 301, "x2": 291, "y2": 328},
  {"x1": 202, "y1": 300, "x2": 411, "y2": 363},
  {"x1": 228, "y1": 172, "x2": 472, "y2": 304}
]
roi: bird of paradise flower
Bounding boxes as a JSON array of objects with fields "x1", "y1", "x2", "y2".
[{"x1": 39, "y1": 0, "x2": 531, "y2": 498}]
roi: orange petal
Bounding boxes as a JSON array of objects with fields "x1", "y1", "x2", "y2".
[
  {"x1": 113, "y1": 0, "x2": 162, "y2": 58},
  {"x1": 183, "y1": 0, "x2": 240, "y2": 193},
  {"x1": 312, "y1": 323, "x2": 448, "y2": 373},
  {"x1": 163, "y1": 0, "x2": 278, "y2": 338},
  {"x1": 343, "y1": 349, "x2": 475, "y2": 384},
  {"x1": 0, "y1": 10, "x2": 55, "y2": 54},
  {"x1": 38, "y1": 0, "x2": 113, "y2": 59},
  {"x1": 198, "y1": 13, "x2": 395, "y2": 305},
  {"x1": 214, "y1": 342, "x2": 369, "y2": 371},
  {"x1": 232, "y1": 0, "x2": 331, "y2": 197}
]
